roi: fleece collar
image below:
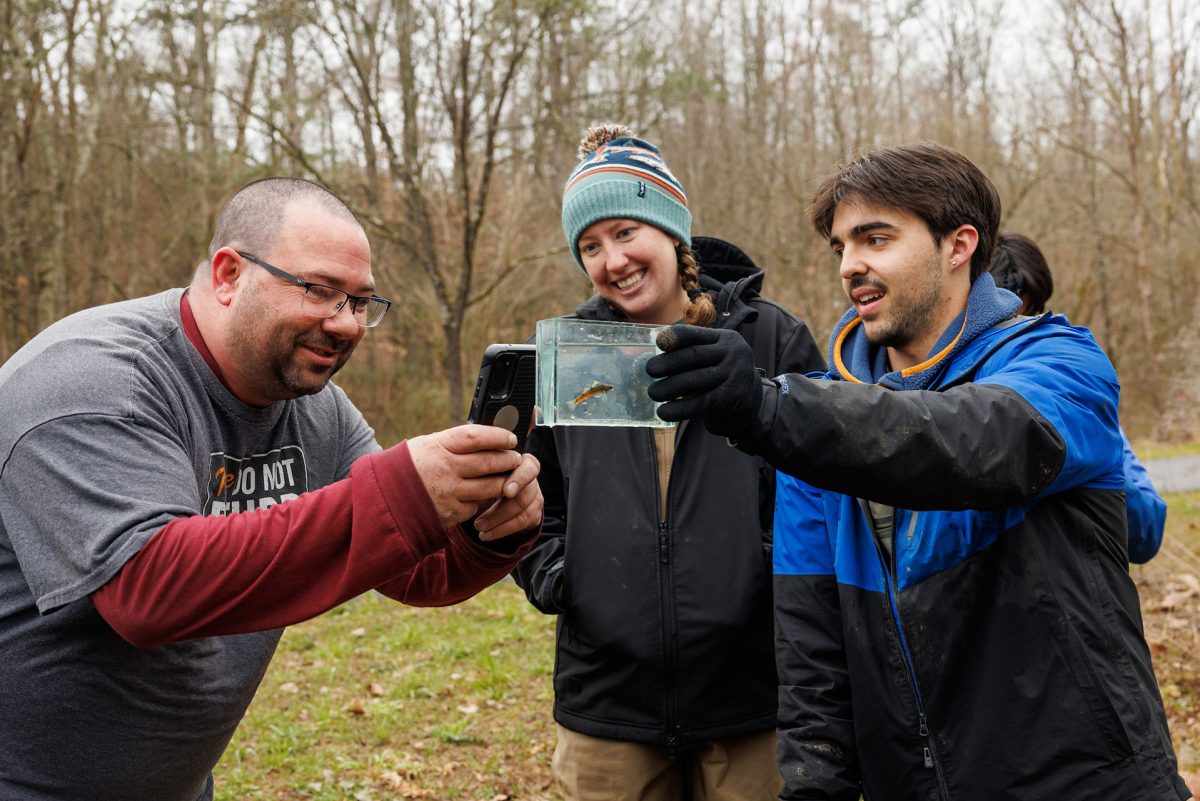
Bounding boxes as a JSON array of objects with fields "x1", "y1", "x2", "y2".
[{"x1": 829, "y1": 273, "x2": 1021, "y2": 390}]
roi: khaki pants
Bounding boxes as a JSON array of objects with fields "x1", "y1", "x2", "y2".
[{"x1": 552, "y1": 724, "x2": 783, "y2": 801}]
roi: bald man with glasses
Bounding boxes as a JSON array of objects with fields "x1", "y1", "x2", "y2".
[{"x1": 0, "y1": 177, "x2": 543, "y2": 800}]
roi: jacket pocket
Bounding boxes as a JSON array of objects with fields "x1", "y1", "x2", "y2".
[{"x1": 1037, "y1": 554, "x2": 1138, "y2": 762}]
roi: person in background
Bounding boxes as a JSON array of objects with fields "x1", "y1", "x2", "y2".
[
  {"x1": 513, "y1": 124, "x2": 825, "y2": 800},
  {"x1": 987, "y1": 231, "x2": 1054, "y2": 315},
  {"x1": 989, "y1": 231, "x2": 1167, "y2": 562},
  {"x1": 645, "y1": 141, "x2": 1189, "y2": 800},
  {"x1": 0, "y1": 177, "x2": 543, "y2": 801}
]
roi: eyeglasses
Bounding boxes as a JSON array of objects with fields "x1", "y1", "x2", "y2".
[{"x1": 237, "y1": 251, "x2": 392, "y2": 328}]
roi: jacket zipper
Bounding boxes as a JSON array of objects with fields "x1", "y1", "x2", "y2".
[
  {"x1": 868, "y1": 508, "x2": 948, "y2": 797},
  {"x1": 651, "y1": 430, "x2": 679, "y2": 758}
]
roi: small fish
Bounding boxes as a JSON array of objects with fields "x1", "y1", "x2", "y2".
[{"x1": 572, "y1": 381, "x2": 614, "y2": 405}]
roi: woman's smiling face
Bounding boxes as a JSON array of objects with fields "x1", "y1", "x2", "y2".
[{"x1": 577, "y1": 218, "x2": 686, "y2": 325}]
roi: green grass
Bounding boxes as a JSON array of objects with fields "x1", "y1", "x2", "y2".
[
  {"x1": 1134, "y1": 440, "x2": 1200, "y2": 461},
  {"x1": 215, "y1": 581, "x2": 558, "y2": 800}
]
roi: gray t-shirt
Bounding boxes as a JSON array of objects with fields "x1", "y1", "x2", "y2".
[{"x1": 0, "y1": 290, "x2": 378, "y2": 800}]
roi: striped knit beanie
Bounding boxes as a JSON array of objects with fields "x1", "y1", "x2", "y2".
[{"x1": 561, "y1": 124, "x2": 692, "y2": 273}]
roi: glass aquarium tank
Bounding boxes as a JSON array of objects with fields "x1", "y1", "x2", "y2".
[{"x1": 535, "y1": 317, "x2": 673, "y2": 428}]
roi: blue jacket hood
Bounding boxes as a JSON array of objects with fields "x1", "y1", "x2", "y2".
[{"x1": 828, "y1": 273, "x2": 1022, "y2": 390}]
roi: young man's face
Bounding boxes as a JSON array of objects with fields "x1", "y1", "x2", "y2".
[
  {"x1": 226, "y1": 203, "x2": 373, "y2": 405},
  {"x1": 829, "y1": 200, "x2": 950, "y2": 358}
]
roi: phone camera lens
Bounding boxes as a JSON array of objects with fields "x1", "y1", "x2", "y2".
[{"x1": 490, "y1": 357, "x2": 514, "y2": 399}]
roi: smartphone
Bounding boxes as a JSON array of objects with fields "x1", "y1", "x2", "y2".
[{"x1": 466, "y1": 344, "x2": 537, "y2": 451}]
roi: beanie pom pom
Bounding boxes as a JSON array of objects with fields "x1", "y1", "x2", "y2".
[{"x1": 578, "y1": 123, "x2": 635, "y2": 160}]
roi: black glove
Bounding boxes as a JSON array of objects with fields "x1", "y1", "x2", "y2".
[{"x1": 646, "y1": 324, "x2": 764, "y2": 438}]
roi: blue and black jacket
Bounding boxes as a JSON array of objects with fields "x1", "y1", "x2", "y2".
[{"x1": 734, "y1": 275, "x2": 1188, "y2": 800}]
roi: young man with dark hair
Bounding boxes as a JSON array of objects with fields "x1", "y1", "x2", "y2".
[
  {"x1": 0, "y1": 177, "x2": 543, "y2": 800},
  {"x1": 645, "y1": 141, "x2": 1189, "y2": 800}
]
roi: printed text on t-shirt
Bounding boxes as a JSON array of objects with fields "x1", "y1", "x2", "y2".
[{"x1": 204, "y1": 446, "x2": 309, "y2": 515}]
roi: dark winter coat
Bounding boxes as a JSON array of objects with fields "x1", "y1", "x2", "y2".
[
  {"x1": 744, "y1": 275, "x2": 1189, "y2": 800},
  {"x1": 513, "y1": 237, "x2": 825, "y2": 747}
]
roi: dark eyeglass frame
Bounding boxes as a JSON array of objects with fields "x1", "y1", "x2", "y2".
[{"x1": 236, "y1": 250, "x2": 392, "y2": 328}]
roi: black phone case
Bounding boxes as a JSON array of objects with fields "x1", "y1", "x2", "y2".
[{"x1": 467, "y1": 344, "x2": 537, "y2": 451}]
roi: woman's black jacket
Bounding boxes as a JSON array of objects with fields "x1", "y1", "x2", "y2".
[{"x1": 512, "y1": 237, "x2": 825, "y2": 746}]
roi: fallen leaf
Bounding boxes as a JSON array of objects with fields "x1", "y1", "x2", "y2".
[
  {"x1": 1157, "y1": 592, "x2": 1195, "y2": 611},
  {"x1": 397, "y1": 782, "x2": 430, "y2": 797},
  {"x1": 379, "y1": 771, "x2": 404, "y2": 790}
]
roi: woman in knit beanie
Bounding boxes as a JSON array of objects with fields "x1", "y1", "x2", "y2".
[
  {"x1": 513, "y1": 124, "x2": 825, "y2": 801},
  {"x1": 560, "y1": 124, "x2": 717, "y2": 326}
]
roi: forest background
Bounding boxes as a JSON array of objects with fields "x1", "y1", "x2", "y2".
[{"x1": 4, "y1": 0, "x2": 1200, "y2": 447}]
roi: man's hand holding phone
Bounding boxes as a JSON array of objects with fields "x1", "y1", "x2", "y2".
[
  {"x1": 407, "y1": 424, "x2": 543, "y2": 540},
  {"x1": 474, "y1": 448, "x2": 542, "y2": 540}
]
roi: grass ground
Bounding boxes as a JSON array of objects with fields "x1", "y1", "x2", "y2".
[
  {"x1": 215, "y1": 585, "x2": 559, "y2": 800},
  {"x1": 216, "y1": 491, "x2": 1200, "y2": 799}
]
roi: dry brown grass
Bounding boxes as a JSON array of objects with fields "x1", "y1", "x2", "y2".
[{"x1": 1136, "y1": 490, "x2": 1200, "y2": 788}]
